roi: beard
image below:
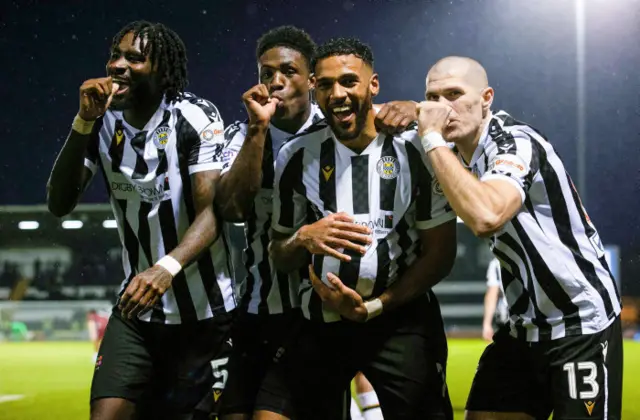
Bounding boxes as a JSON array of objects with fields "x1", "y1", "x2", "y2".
[{"x1": 326, "y1": 89, "x2": 372, "y2": 142}]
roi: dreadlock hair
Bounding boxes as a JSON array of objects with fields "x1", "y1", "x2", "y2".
[
  {"x1": 111, "y1": 21, "x2": 188, "y2": 103},
  {"x1": 256, "y1": 25, "x2": 317, "y2": 71},
  {"x1": 312, "y1": 37, "x2": 374, "y2": 71}
]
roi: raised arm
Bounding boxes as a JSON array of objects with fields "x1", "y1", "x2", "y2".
[{"x1": 47, "y1": 77, "x2": 116, "y2": 216}]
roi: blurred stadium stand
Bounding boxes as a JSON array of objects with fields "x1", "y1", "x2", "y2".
[{"x1": 0, "y1": 204, "x2": 634, "y2": 341}]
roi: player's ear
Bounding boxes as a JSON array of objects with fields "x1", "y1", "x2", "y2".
[
  {"x1": 309, "y1": 73, "x2": 316, "y2": 90},
  {"x1": 370, "y1": 73, "x2": 380, "y2": 97},
  {"x1": 481, "y1": 87, "x2": 494, "y2": 117}
]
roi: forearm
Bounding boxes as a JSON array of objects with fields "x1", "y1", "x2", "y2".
[
  {"x1": 427, "y1": 147, "x2": 504, "y2": 236},
  {"x1": 378, "y1": 252, "x2": 453, "y2": 313},
  {"x1": 483, "y1": 287, "x2": 499, "y2": 326},
  {"x1": 47, "y1": 128, "x2": 92, "y2": 217},
  {"x1": 217, "y1": 125, "x2": 268, "y2": 222},
  {"x1": 167, "y1": 207, "x2": 218, "y2": 267},
  {"x1": 269, "y1": 231, "x2": 308, "y2": 273}
]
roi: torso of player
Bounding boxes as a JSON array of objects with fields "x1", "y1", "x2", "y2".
[
  {"x1": 86, "y1": 94, "x2": 236, "y2": 323},
  {"x1": 220, "y1": 104, "x2": 323, "y2": 314},
  {"x1": 288, "y1": 126, "x2": 426, "y2": 297}
]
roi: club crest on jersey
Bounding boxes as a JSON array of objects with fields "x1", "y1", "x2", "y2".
[
  {"x1": 432, "y1": 178, "x2": 444, "y2": 195},
  {"x1": 152, "y1": 126, "x2": 171, "y2": 149},
  {"x1": 376, "y1": 156, "x2": 399, "y2": 180}
]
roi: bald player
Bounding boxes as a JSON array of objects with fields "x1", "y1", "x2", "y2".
[{"x1": 416, "y1": 56, "x2": 622, "y2": 420}]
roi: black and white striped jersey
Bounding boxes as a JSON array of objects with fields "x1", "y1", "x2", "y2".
[
  {"x1": 272, "y1": 124, "x2": 457, "y2": 322},
  {"x1": 462, "y1": 110, "x2": 621, "y2": 341},
  {"x1": 220, "y1": 104, "x2": 323, "y2": 315},
  {"x1": 84, "y1": 93, "x2": 236, "y2": 324}
]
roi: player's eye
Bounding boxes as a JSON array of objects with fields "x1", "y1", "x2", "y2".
[
  {"x1": 260, "y1": 71, "x2": 273, "y2": 81},
  {"x1": 426, "y1": 94, "x2": 438, "y2": 101}
]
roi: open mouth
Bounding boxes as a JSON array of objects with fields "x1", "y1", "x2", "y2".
[
  {"x1": 331, "y1": 105, "x2": 354, "y2": 123},
  {"x1": 112, "y1": 79, "x2": 130, "y2": 96}
]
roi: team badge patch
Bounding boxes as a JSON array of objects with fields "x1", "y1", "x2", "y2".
[
  {"x1": 432, "y1": 178, "x2": 444, "y2": 195},
  {"x1": 152, "y1": 126, "x2": 171, "y2": 149},
  {"x1": 376, "y1": 156, "x2": 399, "y2": 180}
]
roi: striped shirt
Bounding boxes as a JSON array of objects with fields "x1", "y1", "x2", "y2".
[
  {"x1": 486, "y1": 258, "x2": 509, "y2": 325},
  {"x1": 84, "y1": 93, "x2": 236, "y2": 324},
  {"x1": 220, "y1": 104, "x2": 323, "y2": 315},
  {"x1": 272, "y1": 124, "x2": 457, "y2": 322},
  {"x1": 461, "y1": 110, "x2": 621, "y2": 341}
]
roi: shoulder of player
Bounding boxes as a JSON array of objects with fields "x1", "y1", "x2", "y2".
[
  {"x1": 278, "y1": 121, "x2": 330, "y2": 160},
  {"x1": 488, "y1": 111, "x2": 550, "y2": 149},
  {"x1": 223, "y1": 119, "x2": 249, "y2": 144},
  {"x1": 172, "y1": 93, "x2": 222, "y2": 128}
]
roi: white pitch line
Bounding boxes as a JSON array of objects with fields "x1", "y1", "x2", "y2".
[{"x1": 0, "y1": 394, "x2": 25, "y2": 403}]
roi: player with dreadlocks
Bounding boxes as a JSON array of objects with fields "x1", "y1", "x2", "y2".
[{"x1": 47, "y1": 21, "x2": 236, "y2": 420}]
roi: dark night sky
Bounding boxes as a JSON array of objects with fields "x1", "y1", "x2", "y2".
[{"x1": 1, "y1": 0, "x2": 638, "y2": 255}]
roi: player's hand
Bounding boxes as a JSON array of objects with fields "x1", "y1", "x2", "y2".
[
  {"x1": 417, "y1": 101, "x2": 452, "y2": 137},
  {"x1": 374, "y1": 101, "x2": 418, "y2": 135},
  {"x1": 482, "y1": 323, "x2": 494, "y2": 342},
  {"x1": 78, "y1": 76, "x2": 119, "y2": 121},
  {"x1": 242, "y1": 84, "x2": 281, "y2": 128},
  {"x1": 308, "y1": 265, "x2": 368, "y2": 322},
  {"x1": 296, "y1": 212, "x2": 372, "y2": 262},
  {"x1": 118, "y1": 265, "x2": 173, "y2": 319}
]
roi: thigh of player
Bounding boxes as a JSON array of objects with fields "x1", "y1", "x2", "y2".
[
  {"x1": 142, "y1": 310, "x2": 236, "y2": 418},
  {"x1": 548, "y1": 316, "x2": 623, "y2": 420},
  {"x1": 465, "y1": 327, "x2": 550, "y2": 420},
  {"x1": 90, "y1": 309, "x2": 154, "y2": 409},
  {"x1": 256, "y1": 318, "x2": 357, "y2": 420},
  {"x1": 219, "y1": 311, "x2": 300, "y2": 418},
  {"x1": 362, "y1": 294, "x2": 453, "y2": 420}
]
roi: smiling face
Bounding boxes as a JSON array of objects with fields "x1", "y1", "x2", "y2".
[
  {"x1": 313, "y1": 54, "x2": 379, "y2": 141},
  {"x1": 258, "y1": 46, "x2": 312, "y2": 123},
  {"x1": 105, "y1": 31, "x2": 161, "y2": 110},
  {"x1": 425, "y1": 56, "x2": 494, "y2": 144}
]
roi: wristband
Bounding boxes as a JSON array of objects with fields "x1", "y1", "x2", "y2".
[
  {"x1": 155, "y1": 255, "x2": 182, "y2": 277},
  {"x1": 420, "y1": 131, "x2": 447, "y2": 153},
  {"x1": 364, "y1": 298, "x2": 384, "y2": 321},
  {"x1": 72, "y1": 114, "x2": 96, "y2": 135}
]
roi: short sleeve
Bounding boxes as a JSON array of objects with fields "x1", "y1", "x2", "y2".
[
  {"x1": 481, "y1": 129, "x2": 539, "y2": 204},
  {"x1": 177, "y1": 97, "x2": 226, "y2": 175},
  {"x1": 220, "y1": 122, "x2": 247, "y2": 175}
]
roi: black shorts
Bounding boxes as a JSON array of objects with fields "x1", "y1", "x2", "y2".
[
  {"x1": 466, "y1": 316, "x2": 623, "y2": 420},
  {"x1": 261, "y1": 292, "x2": 453, "y2": 420},
  {"x1": 90, "y1": 308, "x2": 235, "y2": 419},
  {"x1": 217, "y1": 309, "x2": 302, "y2": 417}
]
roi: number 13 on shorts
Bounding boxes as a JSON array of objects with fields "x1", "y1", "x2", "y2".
[{"x1": 556, "y1": 342, "x2": 613, "y2": 419}]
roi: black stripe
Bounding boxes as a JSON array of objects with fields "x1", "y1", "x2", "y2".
[
  {"x1": 338, "y1": 250, "x2": 361, "y2": 290},
  {"x1": 257, "y1": 214, "x2": 273, "y2": 314},
  {"x1": 393, "y1": 215, "x2": 413, "y2": 283},
  {"x1": 130, "y1": 131, "x2": 150, "y2": 179},
  {"x1": 511, "y1": 218, "x2": 583, "y2": 335},
  {"x1": 177, "y1": 110, "x2": 228, "y2": 316},
  {"x1": 261, "y1": 130, "x2": 275, "y2": 189},
  {"x1": 155, "y1": 111, "x2": 172, "y2": 177},
  {"x1": 532, "y1": 140, "x2": 615, "y2": 320},
  {"x1": 406, "y1": 142, "x2": 433, "y2": 221},
  {"x1": 379, "y1": 135, "x2": 397, "y2": 211},
  {"x1": 372, "y1": 239, "x2": 390, "y2": 298},
  {"x1": 493, "y1": 241, "x2": 551, "y2": 338},
  {"x1": 109, "y1": 119, "x2": 125, "y2": 173},
  {"x1": 276, "y1": 270, "x2": 292, "y2": 312},
  {"x1": 277, "y1": 149, "x2": 305, "y2": 229},
  {"x1": 309, "y1": 256, "x2": 325, "y2": 321},
  {"x1": 319, "y1": 139, "x2": 337, "y2": 213},
  {"x1": 136, "y1": 201, "x2": 166, "y2": 322},
  {"x1": 487, "y1": 118, "x2": 518, "y2": 157},
  {"x1": 158, "y1": 199, "x2": 198, "y2": 323},
  {"x1": 240, "y1": 209, "x2": 258, "y2": 312},
  {"x1": 351, "y1": 154, "x2": 369, "y2": 214},
  {"x1": 85, "y1": 117, "x2": 104, "y2": 163}
]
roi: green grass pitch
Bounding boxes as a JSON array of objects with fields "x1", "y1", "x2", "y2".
[{"x1": 0, "y1": 339, "x2": 638, "y2": 419}]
